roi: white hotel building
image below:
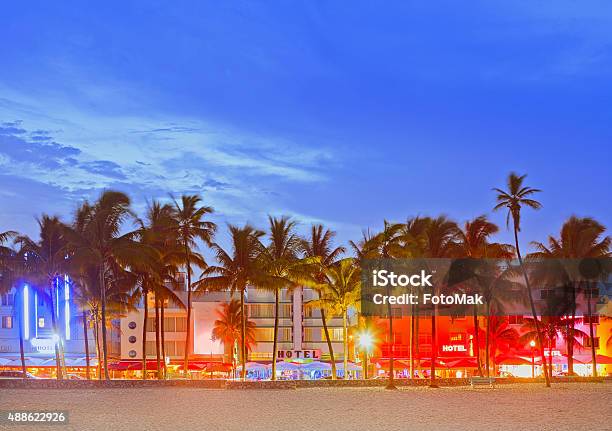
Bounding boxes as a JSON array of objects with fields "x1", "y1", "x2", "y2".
[{"x1": 120, "y1": 275, "x2": 352, "y2": 363}]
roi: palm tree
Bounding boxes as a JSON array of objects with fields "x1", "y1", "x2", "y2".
[
  {"x1": 493, "y1": 172, "x2": 550, "y2": 387},
  {"x1": 421, "y1": 216, "x2": 460, "y2": 387},
  {"x1": 135, "y1": 201, "x2": 186, "y2": 379},
  {"x1": 16, "y1": 216, "x2": 69, "y2": 380},
  {"x1": 260, "y1": 216, "x2": 302, "y2": 380},
  {"x1": 529, "y1": 216, "x2": 610, "y2": 376},
  {"x1": 310, "y1": 258, "x2": 361, "y2": 380},
  {"x1": 171, "y1": 195, "x2": 216, "y2": 376},
  {"x1": 64, "y1": 191, "x2": 150, "y2": 380},
  {"x1": 212, "y1": 299, "x2": 257, "y2": 372},
  {"x1": 0, "y1": 231, "x2": 26, "y2": 378},
  {"x1": 196, "y1": 224, "x2": 265, "y2": 379},
  {"x1": 301, "y1": 224, "x2": 345, "y2": 380},
  {"x1": 455, "y1": 216, "x2": 514, "y2": 376},
  {"x1": 352, "y1": 221, "x2": 403, "y2": 388}
]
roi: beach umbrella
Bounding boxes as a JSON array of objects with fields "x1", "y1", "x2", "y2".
[
  {"x1": 334, "y1": 362, "x2": 361, "y2": 371},
  {"x1": 269, "y1": 361, "x2": 301, "y2": 371},
  {"x1": 236, "y1": 362, "x2": 268, "y2": 372},
  {"x1": 301, "y1": 361, "x2": 332, "y2": 371}
]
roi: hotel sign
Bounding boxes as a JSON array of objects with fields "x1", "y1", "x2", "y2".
[
  {"x1": 441, "y1": 344, "x2": 467, "y2": 353},
  {"x1": 278, "y1": 349, "x2": 321, "y2": 360}
]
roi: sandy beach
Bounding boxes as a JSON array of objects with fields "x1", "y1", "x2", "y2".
[{"x1": 1, "y1": 383, "x2": 610, "y2": 431}]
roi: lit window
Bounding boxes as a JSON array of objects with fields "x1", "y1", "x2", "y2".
[
  {"x1": 38, "y1": 317, "x2": 45, "y2": 328},
  {"x1": 1, "y1": 316, "x2": 12, "y2": 329}
]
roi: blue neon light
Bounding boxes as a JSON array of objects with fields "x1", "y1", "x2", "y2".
[
  {"x1": 64, "y1": 275, "x2": 70, "y2": 340},
  {"x1": 23, "y1": 285, "x2": 29, "y2": 340}
]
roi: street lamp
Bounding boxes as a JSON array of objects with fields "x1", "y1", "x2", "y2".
[
  {"x1": 358, "y1": 330, "x2": 374, "y2": 380},
  {"x1": 529, "y1": 340, "x2": 536, "y2": 378}
]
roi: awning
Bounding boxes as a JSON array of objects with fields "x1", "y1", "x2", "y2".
[
  {"x1": 575, "y1": 354, "x2": 612, "y2": 365},
  {"x1": 446, "y1": 358, "x2": 479, "y2": 368}
]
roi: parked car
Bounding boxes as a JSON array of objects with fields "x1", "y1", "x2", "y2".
[{"x1": 0, "y1": 370, "x2": 42, "y2": 379}]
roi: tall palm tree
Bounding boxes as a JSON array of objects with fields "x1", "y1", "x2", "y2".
[
  {"x1": 196, "y1": 224, "x2": 265, "y2": 379},
  {"x1": 421, "y1": 216, "x2": 460, "y2": 387},
  {"x1": 0, "y1": 231, "x2": 26, "y2": 378},
  {"x1": 352, "y1": 221, "x2": 404, "y2": 388},
  {"x1": 398, "y1": 217, "x2": 430, "y2": 379},
  {"x1": 260, "y1": 216, "x2": 302, "y2": 380},
  {"x1": 301, "y1": 224, "x2": 345, "y2": 380},
  {"x1": 135, "y1": 201, "x2": 187, "y2": 379},
  {"x1": 212, "y1": 299, "x2": 257, "y2": 371},
  {"x1": 171, "y1": 195, "x2": 216, "y2": 376},
  {"x1": 529, "y1": 216, "x2": 610, "y2": 376},
  {"x1": 16, "y1": 216, "x2": 69, "y2": 380},
  {"x1": 64, "y1": 191, "x2": 150, "y2": 380},
  {"x1": 310, "y1": 258, "x2": 361, "y2": 379},
  {"x1": 456, "y1": 216, "x2": 514, "y2": 376},
  {"x1": 493, "y1": 172, "x2": 550, "y2": 387}
]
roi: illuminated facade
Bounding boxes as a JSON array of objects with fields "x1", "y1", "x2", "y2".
[
  {"x1": 0, "y1": 277, "x2": 117, "y2": 372},
  {"x1": 119, "y1": 275, "x2": 351, "y2": 364}
]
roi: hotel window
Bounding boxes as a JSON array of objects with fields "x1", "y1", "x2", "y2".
[
  {"x1": 418, "y1": 334, "x2": 432, "y2": 345},
  {"x1": 327, "y1": 328, "x2": 343, "y2": 342},
  {"x1": 145, "y1": 340, "x2": 156, "y2": 356},
  {"x1": 304, "y1": 306, "x2": 320, "y2": 319},
  {"x1": 1, "y1": 293, "x2": 14, "y2": 306},
  {"x1": 254, "y1": 327, "x2": 292, "y2": 342},
  {"x1": 249, "y1": 303, "x2": 291, "y2": 318},
  {"x1": 303, "y1": 328, "x2": 317, "y2": 342},
  {"x1": 1, "y1": 316, "x2": 13, "y2": 329},
  {"x1": 175, "y1": 317, "x2": 187, "y2": 332},
  {"x1": 583, "y1": 336, "x2": 599, "y2": 348},
  {"x1": 539, "y1": 289, "x2": 556, "y2": 300},
  {"x1": 164, "y1": 317, "x2": 176, "y2": 332},
  {"x1": 146, "y1": 317, "x2": 156, "y2": 332},
  {"x1": 449, "y1": 333, "x2": 465, "y2": 343},
  {"x1": 175, "y1": 341, "x2": 186, "y2": 356},
  {"x1": 38, "y1": 317, "x2": 45, "y2": 328},
  {"x1": 582, "y1": 315, "x2": 599, "y2": 325},
  {"x1": 507, "y1": 316, "x2": 524, "y2": 325}
]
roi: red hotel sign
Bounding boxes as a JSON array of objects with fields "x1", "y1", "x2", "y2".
[{"x1": 278, "y1": 349, "x2": 321, "y2": 360}]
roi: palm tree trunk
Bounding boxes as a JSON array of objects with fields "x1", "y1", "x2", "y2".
[
  {"x1": 271, "y1": 289, "x2": 279, "y2": 381},
  {"x1": 473, "y1": 306, "x2": 483, "y2": 377},
  {"x1": 99, "y1": 264, "x2": 110, "y2": 381},
  {"x1": 513, "y1": 226, "x2": 550, "y2": 387},
  {"x1": 142, "y1": 288, "x2": 148, "y2": 380},
  {"x1": 567, "y1": 282, "x2": 576, "y2": 375},
  {"x1": 183, "y1": 245, "x2": 192, "y2": 378},
  {"x1": 49, "y1": 280, "x2": 63, "y2": 380},
  {"x1": 240, "y1": 288, "x2": 246, "y2": 380},
  {"x1": 82, "y1": 310, "x2": 91, "y2": 380},
  {"x1": 19, "y1": 309, "x2": 27, "y2": 379},
  {"x1": 430, "y1": 306, "x2": 438, "y2": 387},
  {"x1": 485, "y1": 314, "x2": 491, "y2": 377},
  {"x1": 586, "y1": 280, "x2": 597, "y2": 377},
  {"x1": 161, "y1": 299, "x2": 167, "y2": 379},
  {"x1": 154, "y1": 296, "x2": 162, "y2": 379},
  {"x1": 343, "y1": 310, "x2": 348, "y2": 379},
  {"x1": 415, "y1": 313, "x2": 421, "y2": 377},
  {"x1": 409, "y1": 309, "x2": 414, "y2": 379},
  {"x1": 93, "y1": 314, "x2": 101, "y2": 380},
  {"x1": 386, "y1": 285, "x2": 396, "y2": 389},
  {"x1": 320, "y1": 308, "x2": 336, "y2": 380}
]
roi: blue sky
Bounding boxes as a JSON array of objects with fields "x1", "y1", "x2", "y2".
[{"x1": 1, "y1": 1, "x2": 611, "y2": 252}]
